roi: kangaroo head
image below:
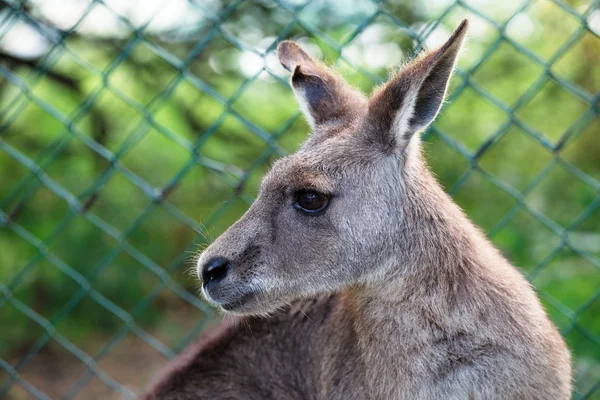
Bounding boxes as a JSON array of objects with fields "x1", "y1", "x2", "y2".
[{"x1": 197, "y1": 21, "x2": 469, "y2": 315}]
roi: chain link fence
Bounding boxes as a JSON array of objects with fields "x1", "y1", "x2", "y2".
[{"x1": 0, "y1": 0, "x2": 599, "y2": 398}]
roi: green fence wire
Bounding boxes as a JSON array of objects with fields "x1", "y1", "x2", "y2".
[{"x1": 0, "y1": 0, "x2": 599, "y2": 398}]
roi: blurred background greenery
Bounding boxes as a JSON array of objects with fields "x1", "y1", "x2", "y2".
[{"x1": 0, "y1": 0, "x2": 599, "y2": 398}]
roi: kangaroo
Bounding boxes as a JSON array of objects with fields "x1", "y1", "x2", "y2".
[{"x1": 141, "y1": 20, "x2": 571, "y2": 399}]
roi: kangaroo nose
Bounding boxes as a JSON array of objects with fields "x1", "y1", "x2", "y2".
[{"x1": 201, "y1": 257, "x2": 230, "y2": 286}]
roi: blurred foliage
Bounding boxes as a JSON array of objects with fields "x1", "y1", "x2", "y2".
[{"x1": 0, "y1": 0, "x2": 599, "y2": 398}]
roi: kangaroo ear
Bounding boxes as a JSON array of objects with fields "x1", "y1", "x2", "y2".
[
  {"x1": 278, "y1": 41, "x2": 364, "y2": 130},
  {"x1": 367, "y1": 20, "x2": 468, "y2": 153}
]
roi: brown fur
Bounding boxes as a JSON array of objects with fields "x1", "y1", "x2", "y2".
[{"x1": 141, "y1": 20, "x2": 571, "y2": 399}]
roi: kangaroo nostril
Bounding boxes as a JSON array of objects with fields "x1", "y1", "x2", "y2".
[{"x1": 201, "y1": 257, "x2": 230, "y2": 286}]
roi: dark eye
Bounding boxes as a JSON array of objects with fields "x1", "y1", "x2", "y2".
[{"x1": 294, "y1": 190, "x2": 329, "y2": 214}]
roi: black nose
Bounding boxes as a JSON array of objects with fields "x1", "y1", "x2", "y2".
[{"x1": 201, "y1": 257, "x2": 230, "y2": 286}]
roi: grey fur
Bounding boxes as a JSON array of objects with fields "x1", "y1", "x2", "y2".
[{"x1": 141, "y1": 20, "x2": 571, "y2": 400}]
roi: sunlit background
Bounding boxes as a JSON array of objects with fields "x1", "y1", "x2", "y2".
[{"x1": 1, "y1": 0, "x2": 599, "y2": 398}]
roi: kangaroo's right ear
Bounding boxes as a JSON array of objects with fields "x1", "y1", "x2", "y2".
[
  {"x1": 366, "y1": 20, "x2": 468, "y2": 154},
  {"x1": 278, "y1": 41, "x2": 364, "y2": 130}
]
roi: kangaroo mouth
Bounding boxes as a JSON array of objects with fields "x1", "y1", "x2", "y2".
[{"x1": 219, "y1": 290, "x2": 258, "y2": 313}]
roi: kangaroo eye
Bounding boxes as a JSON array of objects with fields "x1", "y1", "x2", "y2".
[{"x1": 294, "y1": 190, "x2": 329, "y2": 214}]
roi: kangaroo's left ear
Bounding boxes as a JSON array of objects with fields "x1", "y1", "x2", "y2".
[
  {"x1": 277, "y1": 40, "x2": 365, "y2": 131},
  {"x1": 366, "y1": 20, "x2": 468, "y2": 153}
]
